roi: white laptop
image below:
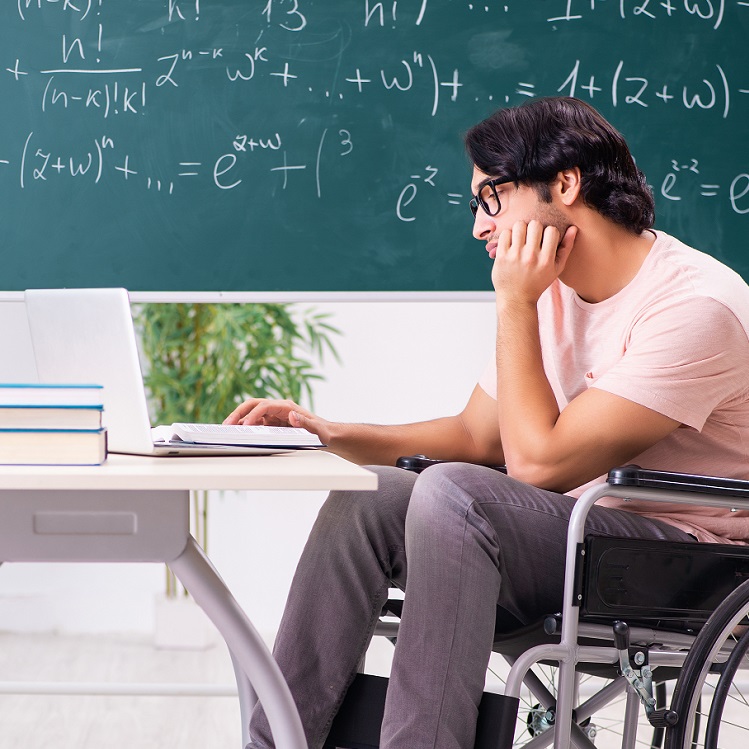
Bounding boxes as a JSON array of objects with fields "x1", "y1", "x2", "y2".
[{"x1": 24, "y1": 288, "x2": 301, "y2": 457}]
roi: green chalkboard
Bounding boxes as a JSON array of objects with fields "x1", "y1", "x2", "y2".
[{"x1": 1, "y1": 1, "x2": 748, "y2": 293}]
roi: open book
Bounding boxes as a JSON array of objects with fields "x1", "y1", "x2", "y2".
[{"x1": 155, "y1": 422, "x2": 324, "y2": 448}]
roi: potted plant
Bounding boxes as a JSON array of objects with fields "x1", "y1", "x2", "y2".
[{"x1": 132, "y1": 301, "x2": 341, "y2": 646}]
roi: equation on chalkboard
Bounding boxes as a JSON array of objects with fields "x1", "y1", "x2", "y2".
[{"x1": 1, "y1": 0, "x2": 747, "y2": 293}]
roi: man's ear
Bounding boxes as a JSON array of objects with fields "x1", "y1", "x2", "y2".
[{"x1": 557, "y1": 168, "x2": 582, "y2": 206}]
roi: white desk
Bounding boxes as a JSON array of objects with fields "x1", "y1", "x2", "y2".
[{"x1": 0, "y1": 451, "x2": 377, "y2": 749}]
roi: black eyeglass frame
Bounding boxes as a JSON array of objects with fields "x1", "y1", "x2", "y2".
[{"x1": 469, "y1": 176, "x2": 514, "y2": 218}]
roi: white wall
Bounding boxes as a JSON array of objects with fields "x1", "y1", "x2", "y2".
[{"x1": 0, "y1": 299, "x2": 495, "y2": 637}]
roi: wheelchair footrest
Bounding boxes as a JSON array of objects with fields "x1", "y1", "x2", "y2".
[
  {"x1": 647, "y1": 708, "x2": 679, "y2": 729},
  {"x1": 323, "y1": 673, "x2": 520, "y2": 749}
]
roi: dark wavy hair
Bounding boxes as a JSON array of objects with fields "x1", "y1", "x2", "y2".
[{"x1": 464, "y1": 97, "x2": 655, "y2": 233}]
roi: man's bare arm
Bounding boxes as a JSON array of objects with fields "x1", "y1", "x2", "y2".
[
  {"x1": 224, "y1": 384, "x2": 504, "y2": 467},
  {"x1": 496, "y1": 295, "x2": 679, "y2": 492},
  {"x1": 493, "y1": 220, "x2": 680, "y2": 493}
]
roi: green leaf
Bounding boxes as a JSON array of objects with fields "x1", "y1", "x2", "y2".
[{"x1": 132, "y1": 302, "x2": 342, "y2": 424}]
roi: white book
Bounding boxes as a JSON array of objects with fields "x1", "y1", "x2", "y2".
[
  {"x1": 161, "y1": 423, "x2": 324, "y2": 448},
  {"x1": 0, "y1": 428, "x2": 107, "y2": 465},
  {"x1": 0, "y1": 406, "x2": 103, "y2": 430},
  {"x1": 0, "y1": 384, "x2": 104, "y2": 408}
]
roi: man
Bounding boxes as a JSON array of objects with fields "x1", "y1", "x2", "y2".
[{"x1": 225, "y1": 97, "x2": 749, "y2": 749}]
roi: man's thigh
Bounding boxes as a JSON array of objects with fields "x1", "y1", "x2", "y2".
[{"x1": 432, "y1": 464, "x2": 696, "y2": 624}]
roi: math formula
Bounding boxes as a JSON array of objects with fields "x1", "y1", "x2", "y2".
[{"x1": 1, "y1": 0, "x2": 747, "y2": 292}]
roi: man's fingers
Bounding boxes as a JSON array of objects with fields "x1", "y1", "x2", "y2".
[
  {"x1": 539, "y1": 223, "x2": 561, "y2": 260},
  {"x1": 290, "y1": 411, "x2": 331, "y2": 445},
  {"x1": 555, "y1": 225, "x2": 578, "y2": 269},
  {"x1": 526, "y1": 220, "x2": 546, "y2": 252},
  {"x1": 225, "y1": 398, "x2": 300, "y2": 426},
  {"x1": 223, "y1": 398, "x2": 262, "y2": 424},
  {"x1": 290, "y1": 411, "x2": 313, "y2": 431},
  {"x1": 239, "y1": 404, "x2": 286, "y2": 426},
  {"x1": 511, "y1": 220, "x2": 528, "y2": 252}
]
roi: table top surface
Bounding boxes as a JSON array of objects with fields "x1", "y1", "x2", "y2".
[{"x1": 0, "y1": 450, "x2": 378, "y2": 492}]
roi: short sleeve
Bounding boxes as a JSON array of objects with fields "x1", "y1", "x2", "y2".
[{"x1": 589, "y1": 297, "x2": 749, "y2": 430}]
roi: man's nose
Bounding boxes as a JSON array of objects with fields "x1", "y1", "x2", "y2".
[{"x1": 472, "y1": 208, "x2": 494, "y2": 240}]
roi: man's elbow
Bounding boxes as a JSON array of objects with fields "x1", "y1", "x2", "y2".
[{"x1": 504, "y1": 455, "x2": 576, "y2": 494}]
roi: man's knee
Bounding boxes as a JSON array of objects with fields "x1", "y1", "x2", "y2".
[
  {"x1": 408, "y1": 462, "x2": 508, "y2": 509},
  {"x1": 405, "y1": 462, "x2": 506, "y2": 535}
]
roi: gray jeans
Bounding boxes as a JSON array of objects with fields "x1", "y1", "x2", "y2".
[{"x1": 248, "y1": 463, "x2": 694, "y2": 749}]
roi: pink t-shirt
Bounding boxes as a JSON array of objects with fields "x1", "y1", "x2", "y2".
[{"x1": 479, "y1": 231, "x2": 749, "y2": 544}]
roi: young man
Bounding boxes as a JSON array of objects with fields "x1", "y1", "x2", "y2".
[{"x1": 225, "y1": 97, "x2": 749, "y2": 749}]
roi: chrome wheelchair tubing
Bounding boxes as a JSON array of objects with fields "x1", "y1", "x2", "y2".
[
  {"x1": 573, "y1": 675, "x2": 628, "y2": 723},
  {"x1": 502, "y1": 654, "x2": 558, "y2": 713},
  {"x1": 506, "y1": 480, "x2": 749, "y2": 749},
  {"x1": 517, "y1": 721, "x2": 598, "y2": 749},
  {"x1": 372, "y1": 620, "x2": 399, "y2": 638},
  {"x1": 507, "y1": 645, "x2": 620, "y2": 694},
  {"x1": 621, "y1": 688, "x2": 641, "y2": 749},
  {"x1": 575, "y1": 622, "x2": 697, "y2": 650}
]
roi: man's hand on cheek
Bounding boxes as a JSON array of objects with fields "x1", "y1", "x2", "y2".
[{"x1": 492, "y1": 221, "x2": 577, "y2": 306}]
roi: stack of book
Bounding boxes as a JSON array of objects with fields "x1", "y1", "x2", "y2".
[{"x1": 0, "y1": 384, "x2": 107, "y2": 465}]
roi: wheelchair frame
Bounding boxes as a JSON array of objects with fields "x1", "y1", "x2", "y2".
[{"x1": 507, "y1": 473, "x2": 749, "y2": 749}]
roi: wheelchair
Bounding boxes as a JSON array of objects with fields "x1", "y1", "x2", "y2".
[{"x1": 327, "y1": 460, "x2": 749, "y2": 749}]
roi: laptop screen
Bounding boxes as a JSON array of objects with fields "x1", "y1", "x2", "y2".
[{"x1": 24, "y1": 288, "x2": 155, "y2": 454}]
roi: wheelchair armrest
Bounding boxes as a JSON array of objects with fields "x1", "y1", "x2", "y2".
[
  {"x1": 397, "y1": 460, "x2": 749, "y2": 498},
  {"x1": 608, "y1": 465, "x2": 749, "y2": 499},
  {"x1": 396, "y1": 455, "x2": 507, "y2": 474}
]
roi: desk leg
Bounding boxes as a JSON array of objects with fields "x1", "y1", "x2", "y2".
[
  {"x1": 169, "y1": 536, "x2": 306, "y2": 749},
  {"x1": 229, "y1": 647, "x2": 259, "y2": 746}
]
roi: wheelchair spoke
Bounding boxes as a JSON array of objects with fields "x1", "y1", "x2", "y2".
[
  {"x1": 665, "y1": 580, "x2": 749, "y2": 749},
  {"x1": 723, "y1": 677, "x2": 749, "y2": 708},
  {"x1": 593, "y1": 723, "x2": 662, "y2": 748},
  {"x1": 710, "y1": 716, "x2": 749, "y2": 732}
]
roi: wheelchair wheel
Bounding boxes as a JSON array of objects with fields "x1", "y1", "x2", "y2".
[{"x1": 665, "y1": 577, "x2": 749, "y2": 749}]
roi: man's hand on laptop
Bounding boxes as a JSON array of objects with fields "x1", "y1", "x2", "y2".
[{"x1": 224, "y1": 398, "x2": 332, "y2": 442}]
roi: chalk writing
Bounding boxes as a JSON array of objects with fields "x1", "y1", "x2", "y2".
[
  {"x1": 364, "y1": 0, "x2": 429, "y2": 27},
  {"x1": 263, "y1": 0, "x2": 307, "y2": 32},
  {"x1": 10, "y1": 126, "x2": 357, "y2": 200},
  {"x1": 555, "y1": 59, "x2": 735, "y2": 118},
  {"x1": 0, "y1": 0, "x2": 747, "y2": 292},
  {"x1": 659, "y1": 157, "x2": 749, "y2": 214},
  {"x1": 547, "y1": 0, "x2": 732, "y2": 29},
  {"x1": 41, "y1": 77, "x2": 147, "y2": 117}
]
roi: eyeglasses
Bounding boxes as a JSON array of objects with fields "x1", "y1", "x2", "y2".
[{"x1": 469, "y1": 177, "x2": 512, "y2": 218}]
